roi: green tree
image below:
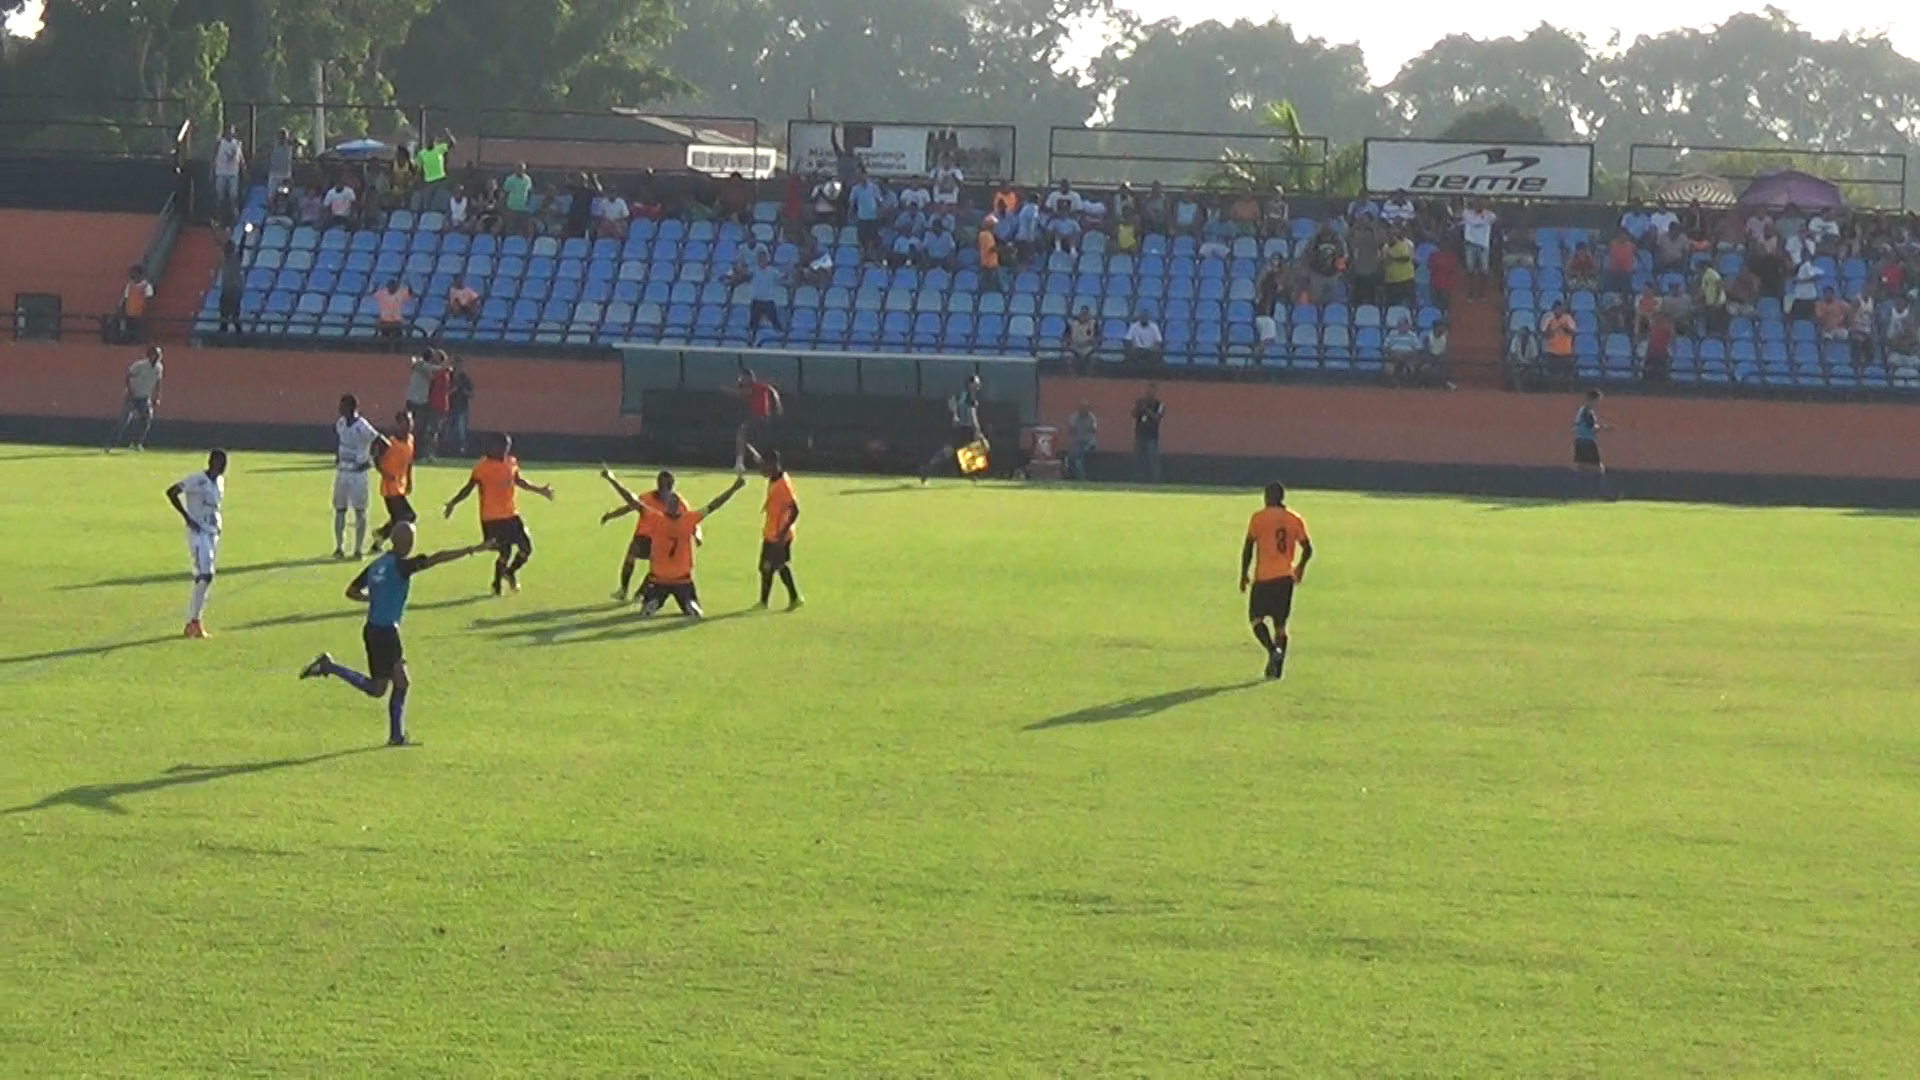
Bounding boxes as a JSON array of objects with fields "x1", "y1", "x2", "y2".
[
  {"x1": 389, "y1": 0, "x2": 684, "y2": 125},
  {"x1": 1385, "y1": 24, "x2": 1608, "y2": 142},
  {"x1": 1438, "y1": 104, "x2": 1550, "y2": 143}
]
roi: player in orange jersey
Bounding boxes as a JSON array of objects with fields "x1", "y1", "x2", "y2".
[
  {"x1": 755, "y1": 451, "x2": 803, "y2": 611},
  {"x1": 599, "y1": 469, "x2": 688, "y2": 602},
  {"x1": 1239, "y1": 482, "x2": 1313, "y2": 681},
  {"x1": 599, "y1": 468, "x2": 746, "y2": 619},
  {"x1": 442, "y1": 433, "x2": 554, "y2": 595},
  {"x1": 369, "y1": 410, "x2": 417, "y2": 553}
]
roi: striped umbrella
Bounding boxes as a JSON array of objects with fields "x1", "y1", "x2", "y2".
[{"x1": 1655, "y1": 173, "x2": 1738, "y2": 207}]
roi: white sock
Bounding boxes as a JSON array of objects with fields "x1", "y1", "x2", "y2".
[
  {"x1": 353, "y1": 511, "x2": 368, "y2": 553},
  {"x1": 333, "y1": 509, "x2": 346, "y2": 550},
  {"x1": 187, "y1": 578, "x2": 211, "y2": 622}
]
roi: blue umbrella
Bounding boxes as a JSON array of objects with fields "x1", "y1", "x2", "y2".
[{"x1": 324, "y1": 138, "x2": 394, "y2": 161}]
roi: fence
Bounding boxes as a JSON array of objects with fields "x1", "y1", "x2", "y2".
[
  {"x1": 223, "y1": 102, "x2": 434, "y2": 166},
  {"x1": 620, "y1": 344, "x2": 1040, "y2": 422},
  {"x1": 1048, "y1": 126, "x2": 1329, "y2": 194},
  {"x1": 1627, "y1": 144, "x2": 1909, "y2": 210},
  {"x1": 0, "y1": 96, "x2": 191, "y2": 159},
  {"x1": 466, "y1": 110, "x2": 765, "y2": 178}
]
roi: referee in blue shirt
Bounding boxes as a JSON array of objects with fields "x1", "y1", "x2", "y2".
[{"x1": 300, "y1": 522, "x2": 493, "y2": 746}]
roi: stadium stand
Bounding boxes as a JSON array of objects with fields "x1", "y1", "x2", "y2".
[{"x1": 193, "y1": 182, "x2": 1447, "y2": 377}]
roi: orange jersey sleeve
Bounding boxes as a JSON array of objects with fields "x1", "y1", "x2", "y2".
[
  {"x1": 473, "y1": 456, "x2": 520, "y2": 521},
  {"x1": 762, "y1": 476, "x2": 797, "y2": 541},
  {"x1": 379, "y1": 436, "x2": 414, "y2": 497},
  {"x1": 645, "y1": 509, "x2": 707, "y2": 583},
  {"x1": 1247, "y1": 507, "x2": 1309, "y2": 583}
]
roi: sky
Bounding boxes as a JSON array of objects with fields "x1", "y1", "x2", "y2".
[
  {"x1": 6, "y1": 1, "x2": 1915, "y2": 87},
  {"x1": 1113, "y1": 0, "x2": 1920, "y2": 85}
]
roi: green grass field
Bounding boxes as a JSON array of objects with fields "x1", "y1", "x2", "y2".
[{"x1": 5, "y1": 444, "x2": 1920, "y2": 1077}]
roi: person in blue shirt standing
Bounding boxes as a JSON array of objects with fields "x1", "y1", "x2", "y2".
[
  {"x1": 745, "y1": 249, "x2": 788, "y2": 344},
  {"x1": 1573, "y1": 389, "x2": 1615, "y2": 500},
  {"x1": 848, "y1": 169, "x2": 884, "y2": 261},
  {"x1": 299, "y1": 521, "x2": 494, "y2": 746}
]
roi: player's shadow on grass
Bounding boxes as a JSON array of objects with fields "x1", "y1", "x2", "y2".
[
  {"x1": 1025, "y1": 681, "x2": 1264, "y2": 731},
  {"x1": 242, "y1": 460, "x2": 338, "y2": 474},
  {"x1": 63, "y1": 556, "x2": 339, "y2": 590},
  {"x1": 232, "y1": 594, "x2": 488, "y2": 631},
  {"x1": 467, "y1": 602, "x2": 623, "y2": 631},
  {"x1": 838, "y1": 482, "x2": 920, "y2": 496},
  {"x1": 2, "y1": 746, "x2": 383, "y2": 816},
  {"x1": 0, "y1": 633, "x2": 184, "y2": 667},
  {"x1": 487, "y1": 608, "x2": 754, "y2": 646}
]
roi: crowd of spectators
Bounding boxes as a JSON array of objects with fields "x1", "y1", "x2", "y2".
[{"x1": 1510, "y1": 202, "x2": 1920, "y2": 382}]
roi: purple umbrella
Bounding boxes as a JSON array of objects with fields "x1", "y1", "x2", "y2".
[{"x1": 1738, "y1": 169, "x2": 1846, "y2": 211}]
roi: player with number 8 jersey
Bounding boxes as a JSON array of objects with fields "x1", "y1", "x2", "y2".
[{"x1": 1240, "y1": 482, "x2": 1314, "y2": 681}]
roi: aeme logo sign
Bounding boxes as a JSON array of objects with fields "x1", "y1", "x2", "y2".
[{"x1": 1364, "y1": 139, "x2": 1594, "y2": 200}]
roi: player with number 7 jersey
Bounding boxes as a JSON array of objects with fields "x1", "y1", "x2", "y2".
[{"x1": 599, "y1": 468, "x2": 747, "y2": 619}]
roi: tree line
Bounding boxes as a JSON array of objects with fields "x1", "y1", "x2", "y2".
[{"x1": 3, "y1": 1, "x2": 1916, "y2": 200}]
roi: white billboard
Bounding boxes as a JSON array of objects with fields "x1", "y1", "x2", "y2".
[
  {"x1": 787, "y1": 121, "x2": 1015, "y2": 181},
  {"x1": 685, "y1": 142, "x2": 778, "y2": 179},
  {"x1": 1365, "y1": 139, "x2": 1594, "y2": 199}
]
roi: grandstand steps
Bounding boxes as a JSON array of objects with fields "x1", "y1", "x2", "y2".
[
  {"x1": 1448, "y1": 293, "x2": 1506, "y2": 388},
  {"x1": 151, "y1": 227, "x2": 224, "y2": 342}
]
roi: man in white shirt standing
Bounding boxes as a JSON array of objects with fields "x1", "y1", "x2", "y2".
[
  {"x1": 929, "y1": 154, "x2": 964, "y2": 210},
  {"x1": 107, "y1": 345, "x2": 164, "y2": 453},
  {"x1": 1381, "y1": 190, "x2": 1417, "y2": 227},
  {"x1": 1459, "y1": 201, "x2": 1498, "y2": 301},
  {"x1": 165, "y1": 449, "x2": 228, "y2": 639},
  {"x1": 213, "y1": 125, "x2": 246, "y2": 223},
  {"x1": 334, "y1": 394, "x2": 388, "y2": 560},
  {"x1": 323, "y1": 181, "x2": 357, "y2": 230}
]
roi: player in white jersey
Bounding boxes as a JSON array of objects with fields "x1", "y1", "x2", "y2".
[
  {"x1": 165, "y1": 449, "x2": 228, "y2": 639},
  {"x1": 333, "y1": 394, "x2": 388, "y2": 560}
]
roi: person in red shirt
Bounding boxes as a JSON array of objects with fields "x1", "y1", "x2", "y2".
[
  {"x1": 425, "y1": 361, "x2": 453, "y2": 458},
  {"x1": 734, "y1": 368, "x2": 783, "y2": 474},
  {"x1": 1427, "y1": 245, "x2": 1462, "y2": 312}
]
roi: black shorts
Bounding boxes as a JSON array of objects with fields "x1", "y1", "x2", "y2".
[
  {"x1": 759, "y1": 539, "x2": 793, "y2": 569},
  {"x1": 1248, "y1": 578, "x2": 1296, "y2": 625},
  {"x1": 856, "y1": 220, "x2": 881, "y2": 248},
  {"x1": 481, "y1": 516, "x2": 531, "y2": 550},
  {"x1": 626, "y1": 533, "x2": 652, "y2": 561},
  {"x1": 383, "y1": 494, "x2": 417, "y2": 522},
  {"x1": 363, "y1": 624, "x2": 404, "y2": 681},
  {"x1": 1574, "y1": 439, "x2": 1602, "y2": 466},
  {"x1": 951, "y1": 423, "x2": 978, "y2": 447},
  {"x1": 641, "y1": 579, "x2": 699, "y2": 610},
  {"x1": 742, "y1": 413, "x2": 775, "y2": 440}
]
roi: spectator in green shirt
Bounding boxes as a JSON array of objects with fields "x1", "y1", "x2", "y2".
[
  {"x1": 501, "y1": 164, "x2": 534, "y2": 237},
  {"x1": 413, "y1": 130, "x2": 455, "y2": 209}
]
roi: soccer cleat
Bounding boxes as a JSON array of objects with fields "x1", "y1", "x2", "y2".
[
  {"x1": 299, "y1": 653, "x2": 332, "y2": 679},
  {"x1": 506, "y1": 574, "x2": 521, "y2": 595},
  {"x1": 184, "y1": 620, "x2": 208, "y2": 639},
  {"x1": 753, "y1": 601, "x2": 769, "y2": 611},
  {"x1": 351, "y1": 549, "x2": 364, "y2": 561},
  {"x1": 332, "y1": 548, "x2": 347, "y2": 560},
  {"x1": 1272, "y1": 650, "x2": 1288, "y2": 681},
  {"x1": 1263, "y1": 651, "x2": 1282, "y2": 680},
  {"x1": 386, "y1": 737, "x2": 413, "y2": 748},
  {"x1": 684, "y1": 602, "x2": 705, "y2": 619},
  {"x1": 491, "y1": 579, "x2": 503, "y2": 597},
  {"x1": 786, "y1": 597, "x2": 806, "y2": 612},
  {"x1": 611, "y1": 588, "x2": 627, "y2": 602}
]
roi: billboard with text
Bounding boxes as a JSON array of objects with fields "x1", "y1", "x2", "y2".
[
  {"x1": 787, "y1": 121, "x2": 1015, "y2": 181},
  {"x1": 1364, "y1": 139, "x2": 1594, "y2": 199}
]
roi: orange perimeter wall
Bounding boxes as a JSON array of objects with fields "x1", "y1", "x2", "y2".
[
  {"x1": 0, "y1": 210, "x2": 158, "y2": 315},
  {"x1": 0, "y1": 343, "x2": 639, "y2": 439},
  {"x1": 1038, "y1": 377, "x2": 1920, "y2": 481},
  {"x1": 6, "y1": 342, "x2": 1918, "y2": 481}
]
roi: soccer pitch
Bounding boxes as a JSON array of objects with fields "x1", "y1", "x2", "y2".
[{"x1": 5, "y1": 444, "x2": 1919, "y2": 1077}]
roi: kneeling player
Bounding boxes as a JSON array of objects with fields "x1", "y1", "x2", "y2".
[
  {"x1": 601, "y1": 468, "x2": 745, "y2": 618},
  {"x1": 300, "y1": 522, "x2": 493, "y2": 745},
  {"x1": 599, "y1": 469, "x2": 680, "y2": 602},
  {"x1": 369, "y1": 410, "x2": 417, "y2": 553},
  {"x1": 1239, "y1": 482, "x2": 1313, "y2": 681}
]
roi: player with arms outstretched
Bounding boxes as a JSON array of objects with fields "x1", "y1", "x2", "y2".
[
  {"x1": 299, "y1": 522, "x2": 493, "y2": 746},
  {"x1": 600, "y1": 469, "x2": 746, "y2": 619},
  {"x1": 756, "y1": 451, "x2": 804, "y2": 611},
  {"x1": 443, "y1": 433, "x2": 553, "y2": 595},
  {"x1": 599, "y1": 469, "x2": 693, "y2": 602},
  {"x1": 369, "y1": 410, "x2": 417, "y2": 553},
  {"x1": 1240, "y1": 482, "x2": 1313, "y2": 681},
  {"x1": 333, "y1": 394, "x2": 387, "y2": 559},
  {"x1": 164, "y1": 449, "x2": 227, "y2": 639}
]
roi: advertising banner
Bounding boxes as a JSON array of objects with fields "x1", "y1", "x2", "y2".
[
  {"x1": 1364, "y1": 139, "x2": 1594, "y2": 199},
  {"x1": 788, "y1": 121, "x2": 1015, "y2": 181}
]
